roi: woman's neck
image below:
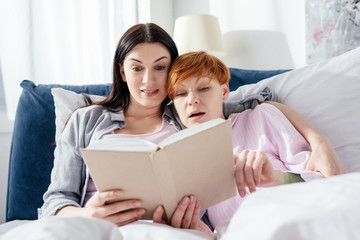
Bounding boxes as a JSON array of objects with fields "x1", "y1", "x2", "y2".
[
  {"x1": 117, "y1": 102, "x2": 164, "y2": 135},
  {"x1": 125, "y1": 101, "x2": 163, "y2": 120}
]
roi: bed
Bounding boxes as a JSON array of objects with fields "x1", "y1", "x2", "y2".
[{"x1": 1, "y1": 47, "x2": 359, "y2": 239}]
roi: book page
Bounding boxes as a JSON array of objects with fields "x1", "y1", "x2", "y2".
[
  {"x1": 158, "y1": 118, "x2": 226, "y2": 148},
  {"x1": 148, "y1": 150, "x2": 178, "y2": 221},
  {"x1": 160, "y1": 119, "x2": 237, "y2": 215},
  {"x1": 80, "y1": 149, "x2": 162, "y2": 219},
  {"x1": 86, "y1": 138, "x2": 157, "y2": 152}
]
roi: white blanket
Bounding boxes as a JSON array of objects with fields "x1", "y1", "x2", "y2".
[
  {"x1": 0, "y1": 217, "x2": 214, "y2": 240},
  {"x1": 222, "y1": 172, "x2": 360, "y2": 240},
  {"x1": 1, "y1": 172, "x2": 359, "y2": 240}
]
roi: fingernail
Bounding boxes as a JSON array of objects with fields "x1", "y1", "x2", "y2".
[
  {"x1": 239, "y1": 190, "x2": 245, "y2": 197},
  {"x1": 189, "y1": 196, "x2": 194, "y2": 204},
  {"x1": 195, "y1": 200, "x2": 200, "y2": 209},
  {"x1": 181, "y1": 197, "x2": 189, "y2": 205},
  {"x1": 114, "y1": 191, "x2": 121, "y2": 196},
  {"x1": 132, "y1": 200, "x2": 141, "y2": 207},
  {"x1": 155, "y1": 206, "x2": 162, "y2": 213},
  {"x1": 137, "y1": 209, "x2": 145, "y2": 217}
]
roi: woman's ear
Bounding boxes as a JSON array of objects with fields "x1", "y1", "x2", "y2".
[
  {"x1": 119, "y1": 63, "x2": 126, "y2": 82},
  {"x1": 222, "y1": 83, "x2": 230, "y2": 101}
]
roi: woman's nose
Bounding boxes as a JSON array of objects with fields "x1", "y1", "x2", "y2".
[
  {"x1": 188, "y1": 92, "x2": 199, "y2": 105},
  {"x1": 142, "y1": 69, "x2": 154, "y2": 83}
]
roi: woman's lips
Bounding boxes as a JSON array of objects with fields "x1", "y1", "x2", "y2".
[
  {"x1": 141, "y1": 89, "x2": 159, "y2": 96},
  {"x1": 189, "y1": 111, "x2": 205, "y2": 120}
]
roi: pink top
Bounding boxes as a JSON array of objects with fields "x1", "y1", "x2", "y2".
[
  {"x1": 207, "y1": 103, "x2": 322, "y2": 229},
  {"x1": 84, "y1": 119, "x2": 177, "y2": 205}
]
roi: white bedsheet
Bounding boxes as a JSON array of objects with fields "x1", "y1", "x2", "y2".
[{"x1": 1, "y1": 172, "x2": 359, "y2": 240}]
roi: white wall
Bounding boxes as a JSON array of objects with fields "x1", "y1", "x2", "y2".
[
  {"x1": 171, "y1": 0, "x2": 306, "y2": 68},
  {"x1": 209, "y1": 0, "x2": 306, "y2": 68},
  {"x1": 0, "y1": 58, "x2": 11, "y2": 223},
  {"x1": 0, "y1": 131, "x2": 12, "y2": 224},
  {"x1": 0, "y1": 75, "x2": 13, "y2": 223},
  {"x1": 143, "y1": 0, "x2": 208, "y2": 37},
  {"x1": 137, "y1": 0, "x2": 175, "y2": 35},
  {"x1": 0, "y1": 80, "x2": 13, "y2": 223},
  {"x1": 173, "y1": 0, "x2": 209, "y2": 20}
]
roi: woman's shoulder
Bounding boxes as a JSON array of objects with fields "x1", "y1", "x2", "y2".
[
  {"x1": 69, "y1": 105, "x2": 125, "y2": 126},
  {"x1": 62, "y1": 105, "x2": 125, "y2": 142},
  {"x1": 73, "y1": 105, "x2": 116, "y2": 118},
  {"x1": 229, "y1": 103, "x2": 282, "y2": 124},
  {"x1": 68, "y1": 105, "x2": 99, "y2": 123},
  {"x1": 74, "y1": 104, "x2": 105, "y2": 113},
  {"x1": 243, "y1": 103, "x2": 290, "y2": 128},
  {"x1": 254, "y1": 102, "x2": 285, "y2": 117}
]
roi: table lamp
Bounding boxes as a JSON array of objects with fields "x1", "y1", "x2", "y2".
[
  {"x1": 221, "y1": 30, "x2": 294, "y2": 70},
  {"x1": 173, "y1": 14, "x2": 226, "y2": 58}
]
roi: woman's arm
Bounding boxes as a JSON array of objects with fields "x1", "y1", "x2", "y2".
[{"x1": 265, "y1": 101, "x2": 346, "y2": 177}]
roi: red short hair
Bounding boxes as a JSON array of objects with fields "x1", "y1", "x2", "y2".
[{"x1": 168, "y1": 51, "x2": 230, "y2": 100}]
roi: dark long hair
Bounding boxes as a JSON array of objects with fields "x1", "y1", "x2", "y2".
[{"x1": 99, "y1": 23, "x2": 178, "y2": 111}]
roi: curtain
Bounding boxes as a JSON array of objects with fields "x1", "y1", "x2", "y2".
[{"x1": 0, "y1": 0, "x2": 138, "y2": 120}]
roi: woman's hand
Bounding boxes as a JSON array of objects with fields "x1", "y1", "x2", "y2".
[
  {"x1": 235, "y1": 150, "x2": 283, "y2": 197},
  {"x1": 56, "y1": 190, "x2": 145, "y2": 227},
  {"x1": 153, "y1": 196, "x2": 212, "y2": 234}
]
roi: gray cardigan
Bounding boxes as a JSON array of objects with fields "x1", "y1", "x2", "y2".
[{"x1": 39, "y1": 88, "x2": 272, "y2": 218}]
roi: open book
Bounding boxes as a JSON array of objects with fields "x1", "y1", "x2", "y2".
[{"x1": 80, "y1": 118, "x2": 236, "y2": 220}]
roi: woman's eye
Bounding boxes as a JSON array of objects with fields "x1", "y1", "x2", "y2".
[
  {"x1": 155, "y1": 66, "x2": 166, "y2": 70},
  {"x1": 199, "y1": 87, "x2": 210, "y2": 92},
  {"x1": 132, "y1": 67, "x2": 142, "y2": 72},
  {"x1": 175, "y1": 92, "x2": 187, "y2": 97}
]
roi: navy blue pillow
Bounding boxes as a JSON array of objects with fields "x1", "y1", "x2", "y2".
[
  {"x1": 6, "y1": 68, "x2": 289, "y2": 221},
  {"x1": 6, "y1": 80, "x2": 112, "y2": 221},
  {"x1": 228, "y1": 68, "x2": 290, "y2": 91}
]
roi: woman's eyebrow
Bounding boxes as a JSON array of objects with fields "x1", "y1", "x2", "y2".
[
  {"x1": 127, "y1": 56, "x2": 169, "y2": 64},
  {"x1": 154, "y1": 56, "x2": 169, "y2": 63},
  {"x1": 128, "y1": 58, "x2": 142, "y2": 63}
]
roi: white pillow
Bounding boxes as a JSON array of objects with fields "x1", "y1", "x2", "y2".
[
  {"x1": 228, "y1": 47, "x2": 360, "y2": 173},
  {"x1": 51, "y1": 88, "x2": 105, "y2": 140}
]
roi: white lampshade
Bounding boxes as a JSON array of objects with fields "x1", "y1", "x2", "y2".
[
  {"x1": 173, "y1": 14, "x2": 226, "y2": 58},
  {"x1": 221, "y1": 30, "x2": 294, "y2": 70}
]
